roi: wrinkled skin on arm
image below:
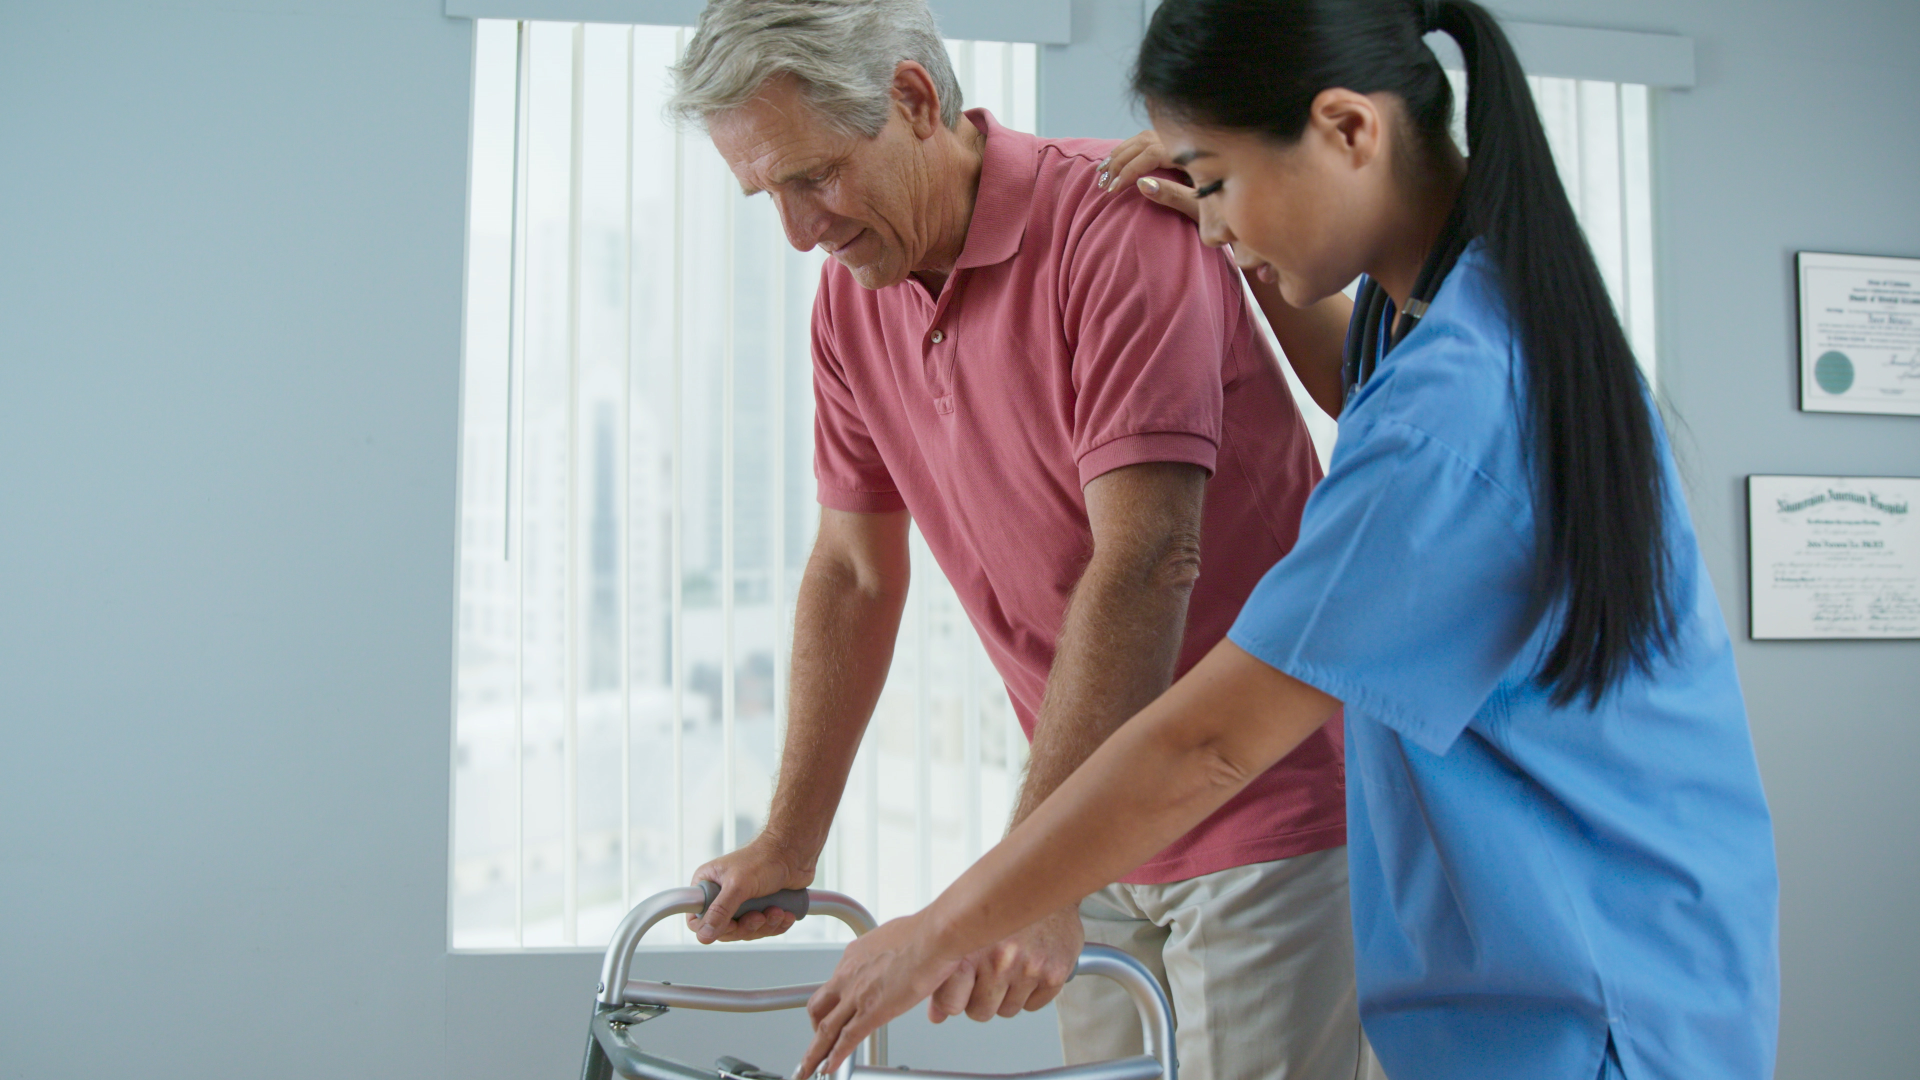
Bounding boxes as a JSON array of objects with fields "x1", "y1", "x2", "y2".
[
  {"x1": 689, "y1": 509, "x2": 910, "y2": 943},
  {"x1": 924, "y1": 461, "x2": 1206, "y2": 1025}
]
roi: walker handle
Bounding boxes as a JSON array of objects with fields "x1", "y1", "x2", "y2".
[{"x1": 697, "y1": 879, "x2": 811, "y2": 921}]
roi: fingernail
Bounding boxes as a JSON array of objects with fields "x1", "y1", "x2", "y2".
[
  {"x1": 1139, "y1": 177, "x2": 1160, "y2": 194},
  {"x1": 1097, "y1": 170, "x2": 1109, "y2": 189}
]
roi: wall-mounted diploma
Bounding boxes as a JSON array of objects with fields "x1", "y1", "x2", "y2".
[
  {"x1": 1797, "y1": 252, "x2": 1920, "y2": 416},
  {"x1": 1748, "y1": 475, "x2": 1918, "y2": 640}
]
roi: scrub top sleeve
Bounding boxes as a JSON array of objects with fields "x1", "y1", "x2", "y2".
[{"x1": 1228, "y1": 417, "x2": 1539, "y2": 755}]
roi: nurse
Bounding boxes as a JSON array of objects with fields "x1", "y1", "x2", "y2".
[{"x1": 795, "y1": 1, "x2": 1781, "y2": 1078}]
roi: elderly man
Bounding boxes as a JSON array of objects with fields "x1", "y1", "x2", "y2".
[{"x1": 670, "y1": 3, "x2": 1373, "y2": 1079}]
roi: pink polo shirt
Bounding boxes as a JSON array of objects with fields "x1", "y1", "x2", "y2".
[{"x1": 811, "y1": 109, "x2": 1344, "y2": 883}]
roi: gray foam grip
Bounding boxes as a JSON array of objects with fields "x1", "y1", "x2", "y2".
[{"x1": 697, "y1": 879, "x2": 811, "y2": 920}]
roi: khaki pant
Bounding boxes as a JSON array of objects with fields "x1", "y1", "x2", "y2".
[{"x1": 1056, "y1": 847, "x2": 1385, "y2": 1080}]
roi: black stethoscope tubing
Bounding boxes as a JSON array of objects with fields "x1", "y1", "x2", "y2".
[{"x1": 1340, "y1": 198, "x2": 1473, "y2": 403}]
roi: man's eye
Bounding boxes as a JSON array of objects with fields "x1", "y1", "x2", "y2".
[
  {"x1": 807, "y1": 169, "x2": 834, "y2": 184},
  {"x1": 1194, "y1": 179, "x2": 1224, "y2": 198}
]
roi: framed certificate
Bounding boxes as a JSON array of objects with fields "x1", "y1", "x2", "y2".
[
  {"x1": 1797, "y1": 252, "x2": 1920, "y2": 415},
  {"x1": 1748, "y1": 475, "x2": 1919, "y2": 640}
]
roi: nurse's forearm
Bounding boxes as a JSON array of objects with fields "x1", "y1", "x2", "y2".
[
  {"x1": 924, "y1": 639, "x2": 1339, "y2": 960},
  {"x1": 1253, "y1": 280, "x2": 1351, "y2": 420}
]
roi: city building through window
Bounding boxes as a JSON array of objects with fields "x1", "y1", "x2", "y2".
[{"x1": 450, "y1": 18, "x2": 1658, "y2": 949}]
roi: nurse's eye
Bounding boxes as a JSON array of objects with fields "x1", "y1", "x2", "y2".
[{"x1": 1194, "y1": 179, "x2": 1224, "y2": 199}]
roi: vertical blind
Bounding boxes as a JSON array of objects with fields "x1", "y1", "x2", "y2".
[
  {"x1": 452, "y1": 19, "x2": 1038, "y2": 949},
  {"x1": 451, "y1": 22, "x2": 1657, "y2": 949}
]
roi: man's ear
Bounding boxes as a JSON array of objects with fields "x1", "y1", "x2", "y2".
[
  {"x1": 1308, "y1": 88, "x2": 1385, "y2": 169},
  {"x1": 890, "y1": 60, "x2": 945, "y2": 138}
]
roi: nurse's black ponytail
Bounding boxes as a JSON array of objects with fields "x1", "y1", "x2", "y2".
[{"x1": 1136, "y1": 0, "x2": 1677, "y2": 706}]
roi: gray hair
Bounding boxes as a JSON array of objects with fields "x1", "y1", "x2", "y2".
[{"x1": 669, "y1": 0, "x2": 963, "y2": 136}]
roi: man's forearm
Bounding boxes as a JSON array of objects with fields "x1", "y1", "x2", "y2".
[
  {"x1": 760, "y1": 531, "x2": 910, "y2": 866},
  {"x1": 1012, "y1": 524, "x2": 1200, "y2": 827}
]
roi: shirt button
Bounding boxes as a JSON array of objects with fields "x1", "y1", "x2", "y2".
[{"x1": 930, "y1": 329, "x2": 945, "y2": 344}]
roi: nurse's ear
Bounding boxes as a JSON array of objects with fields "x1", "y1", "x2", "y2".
[{"x1": 1302, "y1": 88, "x2": 1390, "y2": 174}]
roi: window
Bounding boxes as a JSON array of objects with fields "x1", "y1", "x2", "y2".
[
  {"x1": 450, "y1": 18, "x2": 1660, "y2": 950},
  {"x1": 1525, "y1": 75, "x2": 1658, "y2": 383},
  {"x1": 452, "y1": 19, "x2": 1038, "y2": 949}
]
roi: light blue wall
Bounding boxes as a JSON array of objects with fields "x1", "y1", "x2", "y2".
[
  {"x1": 1482, "y1": 4, "x2": 1920, "y2": 1077},
  {"x1": 0, "y1": 1, "x2": 470, "y2": 1074},
  {"x1": 1, "y1": 1, "x2": 1914, "y2": 1078}
]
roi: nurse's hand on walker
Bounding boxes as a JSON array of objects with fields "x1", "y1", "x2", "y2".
[
  {"x1": 795, "y1": 641, "x2": 1343, "y2": 1080},
  {"x1": 797, "y1": 910, "x2": 969, "y2": 1078}
]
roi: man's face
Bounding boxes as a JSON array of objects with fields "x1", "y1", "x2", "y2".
[{"x1": 709, "y1": 74, "x2": 939, "y2": 290}]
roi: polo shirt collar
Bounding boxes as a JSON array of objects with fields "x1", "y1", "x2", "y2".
[{"x1": 954, "y1": 108, "x2": 1037, "y2": 270}]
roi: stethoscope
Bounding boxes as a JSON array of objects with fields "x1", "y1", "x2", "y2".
[{"x1": 1340, "y1": 199, "x2": 1473, "y2": 403}]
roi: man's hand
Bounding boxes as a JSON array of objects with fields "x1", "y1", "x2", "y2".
[
  {"x1": 925, "y1": 907, "x2": 1084, "y2": 1023},
  {"x1": 688, "y1": 836, "x2": 815, "y2": 943}
]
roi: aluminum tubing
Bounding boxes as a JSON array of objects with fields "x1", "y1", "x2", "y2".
[
  {"x1": 594, "y1": 887, "x2": 889, "y2": 1068},
  {"x1": 599, "y1": 888, "x2": 882, "y2": 1006},
  {"x1": 615, "y1": 980, "x2": 886, "y2": 1067},
  {"x1": 623, "y1": 981, "x2": 819, "y2": 1013},
  {"x1": 804, "y1": 892, "x2": 879, "y2": 936},
  {"x1": 599, "y1": 886, "x2": 709, "y2": 1006},
  {"x1": 800, "y1": 891, "x2": 885, "y2": 1067},
  {"x1": 834, "y1": 1057, "x2": 1166, "y2": 1080},
  {"x1": 824, "y1": 945, "x2": 1171, "y2": 1080},
  {"x1": 1069, "y1": 946, "x2": 1176, "y2": 1080}
]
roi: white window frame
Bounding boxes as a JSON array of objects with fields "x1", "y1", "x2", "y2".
[
  {"x1": 450, "y1": 16, "x2": 1045, "y2": 952},
  {"x1": 445, "y1": 0, "x2": 1071, "y2": 45},
  {"x1": 447, "y1": 3, "x2": 1691, "y2": 952}
]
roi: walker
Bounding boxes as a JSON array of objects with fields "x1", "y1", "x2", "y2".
[{"x1": 580, "y1": 885, "x2": 1177, "y2": 1080}]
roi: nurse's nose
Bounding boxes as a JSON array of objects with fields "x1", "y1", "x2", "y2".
[
  {"x1": 773, "y1": 192, "x2": 833, "y2": 253},
  {"x1": 1198, "y1": 208, "x2": 1234, "y2": 250}
]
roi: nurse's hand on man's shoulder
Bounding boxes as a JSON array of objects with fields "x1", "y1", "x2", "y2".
[
  {"x1": 687, "y1": 836, "x2": 814, "y2": 944},
  {"x1": 1097, "y1": 131, "x2": 1280, "y2": 285},
  {"x1": 1097, "y1": 130, "x2": 1201, "y2": 222},
  {"x1": 925, "y1": 907, "x2": 1084, "y2": 1023}
]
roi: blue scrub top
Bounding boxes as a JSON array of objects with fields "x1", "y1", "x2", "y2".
[{"x1": 1229, "y1": 243, "x2": 1779, "y2": 1080}]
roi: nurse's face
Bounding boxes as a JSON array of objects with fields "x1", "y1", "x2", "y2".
[{"x1": 1151, "y1": 90, "x2": 1405, "y2": 308}]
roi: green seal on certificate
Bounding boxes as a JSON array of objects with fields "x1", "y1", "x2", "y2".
[{"x1": 1814, "y1": 350, "x2": 1855, "y2": 395}]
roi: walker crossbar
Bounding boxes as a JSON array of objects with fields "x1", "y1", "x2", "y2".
[
  {"x1": 822, "y1": 947, "x2": 1176, "y2": 1080},
  {"x1": 579, "y1": 888, "x2": 1177, "y2": 1080},
  {"x1": 583, "y1": 886, "x2": 886, "y2": 1080}
]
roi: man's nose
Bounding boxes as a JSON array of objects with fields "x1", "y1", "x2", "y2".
[{"x1": 773, "y1": 193, "x2": 832, "y2": 252}]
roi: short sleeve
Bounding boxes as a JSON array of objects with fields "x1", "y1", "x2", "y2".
[
  {"x1": 1059, "y1": 190, "x2": 1237, "y2": 487},
  {"x1": 811, "y1": 275, "x2": 906, "y2": 514},
  {"x1": 1227, "y1": 417, "x2": 1539, "y2": 754}
]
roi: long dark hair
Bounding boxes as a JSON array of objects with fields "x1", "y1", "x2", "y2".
[{"x1": 1135, "y1": 0, "x2": 1676, "y2": 706}]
